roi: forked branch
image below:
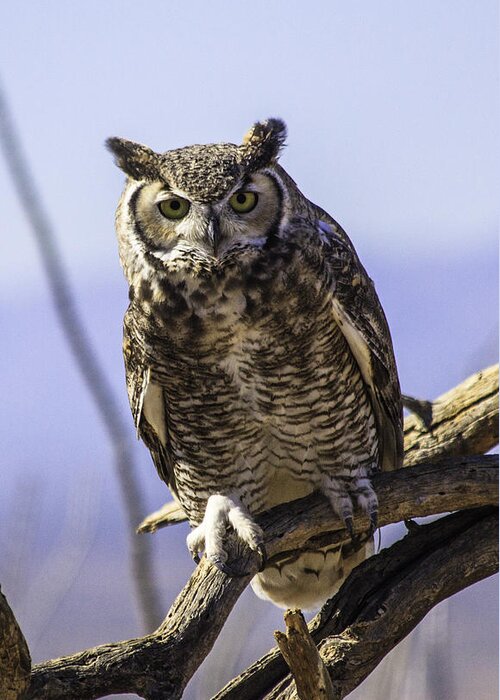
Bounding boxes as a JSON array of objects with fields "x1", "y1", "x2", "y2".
[
  {"x1": 26, "y1": 453, "x2": 498, "y2": 699},
  {"x1": 216, "y1": 506, "x2": 497, "y2": 700}
]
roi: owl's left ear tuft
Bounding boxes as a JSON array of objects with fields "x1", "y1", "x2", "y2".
[
  {"x1": 240, "y1": 118, "x2": 287, "y2": 171},
  {"x1": 106, "y1": 137, "x2": 162, "y2": 181}
]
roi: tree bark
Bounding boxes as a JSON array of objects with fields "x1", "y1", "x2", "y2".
[
  {"x1": 0, "y1": 587, "x2": 31, "y2": 700},
  {"x1": 221, "y1": 507, "x2": 497, "y2": 700},
  {"x1": 403, "y1": 364, "x2": 498, "y2": 465},
  {"x1": 274, "y1": 610, "x2": 335, "y2": 700}
]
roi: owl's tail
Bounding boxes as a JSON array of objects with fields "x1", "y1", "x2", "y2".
[{"x1": 251, "y1": 537, "x2": 373, "y2": 610}]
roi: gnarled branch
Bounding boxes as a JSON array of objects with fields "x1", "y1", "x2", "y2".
[
  {"x1": 27, "y1": 454, "x2": 498, "y2": 699},
  {"x1": 403, "y1": 363, "x2": 498, "y2": 465},
  {"x1": 274, "y1": 609, "x2": 334, "y2": 700},
  {"x1": 227, "y1": 507, "x2": 497, "y2": 700}
]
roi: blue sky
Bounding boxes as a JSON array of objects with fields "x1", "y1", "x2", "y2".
[
  {"x1": 1, "y1": 0, "x2": 497, "y2": 297},
  {"x1": 0, "y1": 2, "x2": 498, "y2": 698}
]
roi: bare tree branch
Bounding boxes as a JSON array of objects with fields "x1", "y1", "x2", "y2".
[
  {"x1": 25, "y1": 453, "x2": 498, "y2": 700},
  {"x1": 137, "y1": 500, "x2": 186, "y2": 534},
  {"x1": 0, "y1": 78, "x2": 162, "y2": 631},
  {"x1": 404, "y1": 364, "x2": 498, "y2": 465},
  {"x1": 316, "y1": 509, "x2": 497, "y2": 700},
  {"x1": 274, "y1": 610, "x2": 334, "y2": 700},
  {"x1": 0, "y1": 587, "x2": 31, "y2": 700},
  {"x1": 27, "y1": 542, "x2": 260, "y2": 700},
  {"x1": 237, "y1": 507, "x2": 497, "y2": 700}
]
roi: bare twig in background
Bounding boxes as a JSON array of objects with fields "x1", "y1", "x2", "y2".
[
  {"x1": 0, "y1": 79, "x2": 162, "y2": 631},
  {"x1": 423, "y1": 599, "x2": 456, "y2": 700}
]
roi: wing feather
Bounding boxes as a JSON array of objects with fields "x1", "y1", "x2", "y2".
[
  {"x1": 123, "y1": 307, "x2": 179, "y2": 494},
  {"x1": 314, "y1": 208, "x2": 404, "y2": 472}
]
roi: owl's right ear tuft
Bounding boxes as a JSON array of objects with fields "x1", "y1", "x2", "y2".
[
  {"x1": 106, "y1": 137, "x2": 162, "y2": 181},
  {"x1": 240, "y1": 118, "x2": 287, "y2": 171}
]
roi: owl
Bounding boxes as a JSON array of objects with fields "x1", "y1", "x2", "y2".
[{"x1": 107, "y1": 119, "x2": 403, "y2": 610}]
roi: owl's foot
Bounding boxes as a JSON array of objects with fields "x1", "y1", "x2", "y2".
[
  {"x1": 321, "y1": 476, "x2": 378, "y2": 538},
  {"x1": 186, "y1": 494, "x2": 265, "y2": 576}
]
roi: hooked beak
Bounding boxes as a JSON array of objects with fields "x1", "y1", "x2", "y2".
[{"x1": 206, "y1": 216, "x2": 222, "y2": 256}]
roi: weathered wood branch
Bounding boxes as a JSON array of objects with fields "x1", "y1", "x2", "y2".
[
  {"x1": 222, "y1": 507, "x2": 497, "y2": 700},
  {"x1": 0, "y1": 587, "x2": 31, "y2": 700},
  {"x1": 27, "y1": 542, "x2": 259, "y2": 700},
  {"x1": 6, "y1": 366, "x2": 498, "y2": 699},
  {"x1": 260, "y1": 454, "x2": 496, "y2": 565},
  {"x1": 315, "y1": 508, "x2": 498, "y2": 700},
  {"x1": 26, "y1": 454, "x2": 498, "y2": 699},
  {"x1": 274, "y1": 610, "x2": 334, "y2": 700},
  {"x1": 138, "y1": 364, "x2": 499, "y2": 533},
  {"x1": 403, "y1": 363, "x2": 498, "y2": 465}
]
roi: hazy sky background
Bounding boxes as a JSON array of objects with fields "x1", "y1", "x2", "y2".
[{"x1": 1, "y1": 2, "x2": 497, "y2": 699}]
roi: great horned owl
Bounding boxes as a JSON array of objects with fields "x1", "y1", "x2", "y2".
[{"x1": 107, "y1": 119, "x2": 403, "y2": 610}]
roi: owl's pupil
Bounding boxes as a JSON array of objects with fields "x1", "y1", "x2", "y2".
[
  {"x1": 170, "y1": 200, "x2": 181, "y2": 210},
  {"x1": 236, "y1": 193, "x2": 246, "y2": 204}
]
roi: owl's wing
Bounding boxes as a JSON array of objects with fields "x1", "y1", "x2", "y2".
[
  {"x1": 313, "y1": 208, "x2": 404, "y2": 472},
  {"x1": 123, "y1": 307, "x2": 179, "y2": 497}
]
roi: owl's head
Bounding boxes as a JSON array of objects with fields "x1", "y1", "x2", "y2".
[{"x1": 107, "y1": 119, "x2": 300, "y2": 281}]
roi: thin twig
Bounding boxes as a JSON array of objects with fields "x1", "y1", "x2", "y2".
[{"x1": 0, "y1": 79, "x2": 162, "y2": 631}]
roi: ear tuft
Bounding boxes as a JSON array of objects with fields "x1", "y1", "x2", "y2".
[
  {"x1": 106, "y1": 137, "x2": 161, "y2": 181},
  {"x1": 239, "y1": 118, "x2": 287, "y2": 171}
]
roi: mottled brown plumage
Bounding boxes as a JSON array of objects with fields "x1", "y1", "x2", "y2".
[{"x1": 108, "y1": 119, "x2": 403, "y2": 609}]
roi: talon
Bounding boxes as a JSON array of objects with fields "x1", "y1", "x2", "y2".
[
  {"x1": 191, "y1": 552, "x2": 200, "y2": 565},
  {"x1": 256, "y1": 543, "x2": 267, "y2": 572},
  {"x1": 344, "y1": 515, "x2": 354, "y2": 539},
  {"x1": 369, "y1": 511, "x2": 378, "y2": 534},
  {"x1": 405, "y1": 518, "x2": 419, "y2": 533},
  {"x1": 209, "y1": 556, "x2": 246, "y2": 578}
]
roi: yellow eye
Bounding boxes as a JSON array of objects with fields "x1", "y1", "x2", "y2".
[
  {"x1": 229, "y1": 191, "x2": 258, "y2": 214},
  {"x1": 158, "y1": 197, "x2": 190, "y2": 220}
]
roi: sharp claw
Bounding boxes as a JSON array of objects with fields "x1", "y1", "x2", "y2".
[
  {"x1": 369, "y1": 511, "x2": 378, "y2": 534},
  {"x1": 256, "y1": 543, "x2": 267, "y2": 572},
  {"x1": 209, "y1": 543, "x2": 266, "y2": 578},
  {"x1": 405, "y1": 518, "x2": 420, "y2": 533},
  {"x1": 191, "y1": 552, "x2": 200, "y2": 565},
  {"x1": 209, "y1": 556, "x2": 243, "y2": 577},
  {"x1": 344, "y1": 515, "x2": 354, "y2": 540}
]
